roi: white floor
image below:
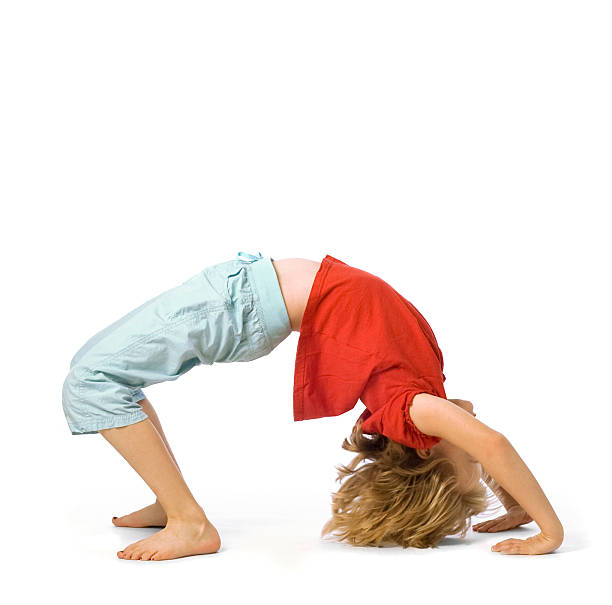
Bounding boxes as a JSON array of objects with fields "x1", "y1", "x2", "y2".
[
  {"x1": 9, "y1": 496, "x2": 603, "y2": 604},
  {"x1": 4, "y1": 429, "x2": 605, "y2": 604}
]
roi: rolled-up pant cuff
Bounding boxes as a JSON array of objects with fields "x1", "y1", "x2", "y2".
[{"x1": 67, "y1": 410, "x2": 149, "y2": 435}]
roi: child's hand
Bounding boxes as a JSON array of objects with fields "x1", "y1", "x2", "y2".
[
  {"x1": 448, "y1": 398, "x2": 476, "y2": 417},
  {"x1": 491, "y1": 530, "x2": 563, "y2": 555},
  {"x1": 473, "y1": 506, "x2": 532, "y2": 533}
]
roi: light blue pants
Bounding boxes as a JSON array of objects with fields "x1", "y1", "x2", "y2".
[{"x1": 62, "y1": 252, "x2": 292, "y2": 435}]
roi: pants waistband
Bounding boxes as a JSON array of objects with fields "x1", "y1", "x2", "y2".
[{"x1": 238, "y1": 252, "x2": 292, "y2": 348}]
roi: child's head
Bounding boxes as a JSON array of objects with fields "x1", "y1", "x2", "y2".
[{"x1": 320, "y1": 419, "x2": 498, "y2": 548}]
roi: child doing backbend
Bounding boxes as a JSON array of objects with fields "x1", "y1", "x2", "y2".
[{"x1": 62, "y1": 251, "x2": 564, "y2": 561}]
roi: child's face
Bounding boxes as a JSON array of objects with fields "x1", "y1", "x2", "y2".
[
  {"x1": 431, "y1": 440, "x2": 483, "y2": 492},
  {"x1": 416, "y1": 398, "x2": 483, "y2": 491}
]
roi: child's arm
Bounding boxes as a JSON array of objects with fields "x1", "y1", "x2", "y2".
[
  {"x1": 481, "y1": 469, "x2": 522, "y2": 512},
  {"x1": 472, "y1": 469, "x2": 534, "y2": 533},
  {"x1": 410, "y1": 393, "x2": 564, "y2": 555},
  {"x1": 446, "y1": 398, "x2": 533, "y2": 527}
]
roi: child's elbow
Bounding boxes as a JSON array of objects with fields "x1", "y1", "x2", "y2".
[{"x1": 484, "y1": 430, "x2": 510, "y2": 456}]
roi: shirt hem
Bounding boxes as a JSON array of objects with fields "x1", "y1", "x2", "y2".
[{"x1": 293, "y1": 254, "x2": 333, "y2": 422}]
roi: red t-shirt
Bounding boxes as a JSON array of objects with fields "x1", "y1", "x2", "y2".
[{"x1": 293, "y1": 254, "x2": 445, "y2": 450}]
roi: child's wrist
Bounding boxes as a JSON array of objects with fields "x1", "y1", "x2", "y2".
[
  {"x1": 506, "y1": 504, "x2": 531, "y2": 519},
  {"x1": 539, "y1": 519, "x2": 564, "y2": 540}
]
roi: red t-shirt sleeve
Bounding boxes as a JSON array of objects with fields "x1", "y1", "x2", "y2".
[{"x1": 359, "y1": 377, "x2": 444, "y2": 450}]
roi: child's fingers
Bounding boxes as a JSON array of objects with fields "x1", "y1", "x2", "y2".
[
  {"x1": 473, "y1": 519, "x2": 496, "y2": 528},
  {"x1": 492, "y1": 538, "x2": 538, "y2": 555},
  {"x1": 473, "y1": 518, "x2": 497, "y2": 528},
  {"x1": 491, "y1": 534, "x2": 559, "y2": 555},
  {"x1": 473, "y1": 521, "x2": 491, "y2": 531},
  {"x1": 473, "y1": 510, "x2": 529, "y2": 533},
  {"x1": 473, "y1": 519, "x2": 508, "y2": 532},
  {"x1": 491, "y1": 538, "x2": 524, "y2": 552},
  {"x1": 475, "y1": 524, "x2": 501, "y2": 532}
]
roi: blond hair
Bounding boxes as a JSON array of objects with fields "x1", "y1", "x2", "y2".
[{"x1": 321, "y1": 419, "x2": 499, "y2": 548}]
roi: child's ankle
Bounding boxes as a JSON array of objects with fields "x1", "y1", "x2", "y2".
[{"x1": 166, "y1": 505, "x2": 207, "y2": 525}]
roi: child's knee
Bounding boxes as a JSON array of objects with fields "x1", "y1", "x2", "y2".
[
  {"x1": 62, "y1": 363, "x2": 147, "y2": 435},
  {"x1": 62, "y1": 364, "x2": 90, "y2": 432}
]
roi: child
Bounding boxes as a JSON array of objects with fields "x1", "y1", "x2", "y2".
[{"x1": 62, "y1": 251, "x2": 564, "y2": 560}]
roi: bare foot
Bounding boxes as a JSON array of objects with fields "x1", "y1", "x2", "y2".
[
  {"x1": 112, "y1": 501, "x2": 167, "y2": 528},
  {"x1": 117, "y1": 516, "x2": 221, "y2": 561}
]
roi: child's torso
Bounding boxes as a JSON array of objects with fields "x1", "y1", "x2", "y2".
[{"x1": 271, "y1": 258, "x2": 321, "y2": 332}]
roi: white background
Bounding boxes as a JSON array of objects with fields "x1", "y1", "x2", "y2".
[{"x1": 1, "y1": 1, "x2": 610, "y2": 603}]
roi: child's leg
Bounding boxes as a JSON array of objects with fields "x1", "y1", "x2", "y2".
[
  {"x1": 112, "y1": 396, "x2": 180, "y2": 528},
  {"x1": 62, "y1": 253, "x2": 292, "y2": 560},
  {"x1": 100, "y1": 417, "x2": 221, "y2": 560},
  {"x1": 139, "y1": 397, "x2": 183, "y2": 474}
]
